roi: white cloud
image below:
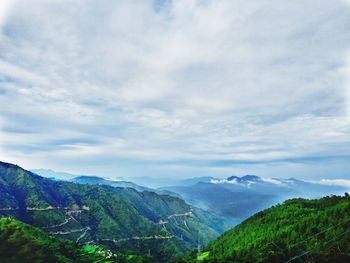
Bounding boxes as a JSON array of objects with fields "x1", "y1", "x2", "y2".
[
  {"x1": 0, "y1": 0, "x2": 349, "y2": 178},
  {"x1": 260, "y1": 177, "x2": 288, "y2": 187},
  {"x1": 344, "y1": 53, "x2": 350, "y2": 119},
  {"x1": 210, "y1": 178, "x2": 238, "y2": 185},
  {"x1": 0, "y1": 0, "x2": 15, "y2": 27},
  {"x1": 312, "y1": 179, "x2": 350, "y2": 189}
]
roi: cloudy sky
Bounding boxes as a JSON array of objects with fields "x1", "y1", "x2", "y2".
[{"x1": 0, "y1": 0, "x2": 350, "y2": 180}]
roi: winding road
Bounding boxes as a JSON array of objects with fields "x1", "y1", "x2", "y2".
[
  {"x1": 100, "y1": 234, "x2": 175, "y2": 244},
  {"x1": 1, "y1": 205, "x2": 194, "y2": 245}
]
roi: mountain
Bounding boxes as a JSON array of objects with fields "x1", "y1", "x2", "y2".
[
  {"x1": 227, "y1": 175, "x2": 260, "y2": 183},
  {"x1": 180, "y1": 194, "x2": 350, "y2": 262},
  {"x1": 30, "y1": 169, "x2": 78, "y2": 181},
  {"x1": 32, "y1": 170, "x2": 179, "y2": 196},
  {"x1": 162, "y1": 175, "x2": 348, "y2": 221},
  {"x1": 160, "y1": 182, "x2": 276, "y2": 221},
  {"x1": 0, "y1": 161, "x2": 229, "y2": 262},
  {"x1": 123, "y1": 176, "x2": 183, "y2": 188},
  {"x1": 71, "y1": 175, "x2": 151, "y2": 192},
  {"x1": 278, "y1": 177, "x2": 348, "y2": 198},
  {"x1": 0, "y1": 217, "x2": 122, "y2": 263},
  {"x1": 215, "y1": 176, "x2": 348, "y2": 200},
  {"x1": 177, "y1": 177, "x2": 216, "y2": 186}
]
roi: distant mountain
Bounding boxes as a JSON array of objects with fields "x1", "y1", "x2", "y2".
[
  {"x1": 181, "y1": 194, "x2": 350, "y2": 262},
  {"x1": 176, "y1": 177, "x2": 216, "y2": 186},
  {"x1": 124, "y1": 176, "x2": 183, "y2": 188},
  {"x1": 227, "y1": 174, "x2": 260, "y2": 183},
  {"x1": 212, "y1": 175, "x2": 347, "y2": 198},
  {"x1": 162, "y1": 175, "x2": 348, "y2": 221},
  {"x1": 160, "y1": 182, "x2": 277, "y2": 220},
  {"x1": 32, "y1": 169, "x2": 171, "y2": 194},
  {"x1": 71, "y1": 175, "x2": 151, "y2": 192},
  {"x1": 30, "y1": 169, "x2": 78, "y2": 181},
  {"x1": 0, "y1": 161, "x2": 230, "y2": 262},
  {"x1": 32, "y1": 169, "x2": 180, "y2": 195},
  {"x1": 71, "y1": 175, "x2": 181, "y2": 198},
  {"x1": 277, "y1": 177, "x2": 348, "y2": 198}
]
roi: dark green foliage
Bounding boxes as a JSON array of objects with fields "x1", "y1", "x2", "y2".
[
  {"x1": 118, "y1": 188, "x2": 229, "y2": 246},
  {"x1": 181, "y1": 194, "x2": 350, "y2": 263},
  {"x1": 0, "y1": 217, "x2": 116, "y2": 263}
]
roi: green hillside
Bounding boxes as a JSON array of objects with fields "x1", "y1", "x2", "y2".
[
  {"x1": 180, "y1": 194, "x2": 350, "y2": 263},
  {"x1": 0, "y1": 161, "x2": 228, "y2": 262},
  {"x1": 0, "y1": 217, "x2": 124, "y2": 263}
]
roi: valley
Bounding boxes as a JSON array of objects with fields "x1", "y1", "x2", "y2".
[
  {"x1": 1, "y1": 160, "x2": 349, "y2": 262},
  {"x1": 0, "y1": 161, "x2": 227, "y2": 262}
]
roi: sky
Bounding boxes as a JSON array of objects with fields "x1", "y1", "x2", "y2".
[{"x1": 0, "y1": 0, "x2": 350, "y2": 180}]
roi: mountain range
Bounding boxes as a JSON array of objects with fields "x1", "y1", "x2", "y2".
[
  {"x1": 0, "y1": 161, "x2": 230, "y2": 262},
  {"x1": 32, "y1": 168, "x2": 349, "y2": 222},
  {"x1": 1, "y1": 160, "x2": 350, "y2": 262},
  {"x1": 160, "y1": 175, "x2": 348, "y2": 221}
]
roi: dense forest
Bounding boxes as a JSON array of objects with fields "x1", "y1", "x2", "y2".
[
  {"x1": 0, "y1": 217, "x2": 125, "y2": 263},
  {"x1": 179, "y1": 194, "x2": 350, "y2": 262}
]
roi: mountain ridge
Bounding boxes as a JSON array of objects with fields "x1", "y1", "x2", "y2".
[
  {"x1": 162, "y1": 174, "x2": 348, "y2": 221},
  {"x1": 0, "y1": 160, "x2": 229, "y2": 262}
]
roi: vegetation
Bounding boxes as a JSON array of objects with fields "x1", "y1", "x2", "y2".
[
  {"x1": 0, "y1": 217, "x2": 118, "y2": 263},
  {"x1": 4, "y1": 161, "x2": 349, "y2": 262},
  {"x1": 179, "y1": 194, "x2": 350, "y2": 262},
  {"x1": 0, "y1": 161, "x2": 227, "y2": 262}
]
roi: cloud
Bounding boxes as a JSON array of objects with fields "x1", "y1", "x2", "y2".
[
  {"x1": 260, "y1": 177, "x2": 289, "y2": 187},
  {"x1": 210, "y1": 178, "x2": 238, "y2": 185},
  {"x1": 344, "y1": 53, "x2": 350, "y2": 119},
  {"x1": 0, "y1": 0, "x2": 349, "y2": 178},
  {"x1": 0, "y1": 0, "x2": 15, "y2": 27},
  {"x1": 312, "y1": 179, "x2": 350, "y2": 189}
]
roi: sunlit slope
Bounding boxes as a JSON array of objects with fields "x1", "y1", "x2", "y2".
[{"x1": 180, "y1": 194, "x2": 350, "y2": 262}]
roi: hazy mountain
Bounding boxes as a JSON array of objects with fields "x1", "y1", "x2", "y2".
[
  {"x1": 176, "y1": 177, "x2": 217, "y2": 186},
  {"x1": 30, "y1": 169, "x2": 78, "y2": 181},
  {"x1": 0, "y1": 161, "x2": 230, "y2": 262},
  {"x1": 160, "y1": 182, "x2": 277, "y2": 220},
  {"x1": 31, "y1": 169, "x2": 182, "y2": 195},
  {"x1": 181, "y1": 194, "x2": 350, "y2": 262},
  {"x1": 212, "y1": 175, "x2": 348, "y2": 198},
  {"x1": 226, "y1": 174, "x2": 261, "y2": 183},
  {"x1": 70, "y1": 175, "x2": 181, "y2": 197},
  {"x1": 71, "y1": 175, "x2": 151, "y2": 192},
  {"x1": 115, "y1": 176, "x2": 218, "y2": 188},
  {"x1": 123, "y1": 176, "x2": 183, "y2": 188},
  {"x1": 162, "y1": 175, "x2": 348, "y2": 221}
]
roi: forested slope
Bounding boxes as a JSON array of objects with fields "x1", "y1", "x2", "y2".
[
  {"x1": 180, "y1": 194, "x2": 350, "y2": 262},
  {"x1": 0, "y1": 217, "x2": 124, "y2": 263},
  {"x1": 0, "y1": 161, "x2": 227, "y2": 262}
]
